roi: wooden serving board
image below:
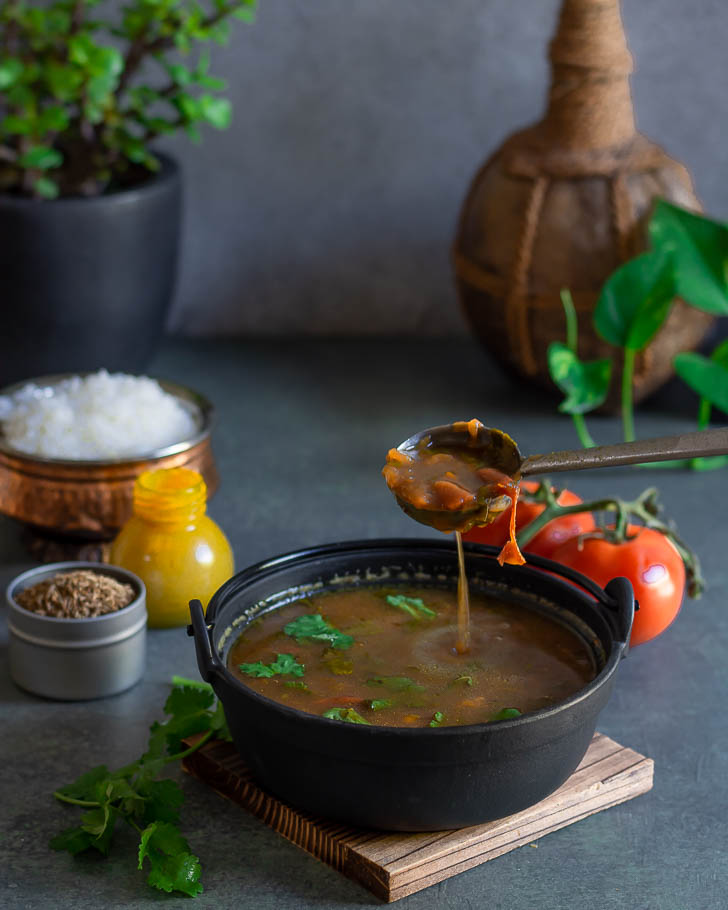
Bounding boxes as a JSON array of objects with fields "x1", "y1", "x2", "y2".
[{"x1": 182, "y1": 732, "x2": 653, "y2": 902}]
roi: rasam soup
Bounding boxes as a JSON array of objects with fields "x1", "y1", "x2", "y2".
[{"x1": 228, "y1": 586, "x2": 596, "y2": 728}]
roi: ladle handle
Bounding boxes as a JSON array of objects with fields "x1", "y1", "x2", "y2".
[{"x1": 520, "y1": 427, "x2": 728, "y2": 475}]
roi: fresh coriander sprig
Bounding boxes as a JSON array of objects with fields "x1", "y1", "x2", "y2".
[{"x1": 50, "y1": 677, "x2": 230, "y2": 897}]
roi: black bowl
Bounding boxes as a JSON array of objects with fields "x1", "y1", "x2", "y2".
[{"x1": 189, "y1": 539, "x2": 634, "y2": 831}]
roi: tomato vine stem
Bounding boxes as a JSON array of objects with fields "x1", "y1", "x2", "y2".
[{"x1": 514, "y1": 482, "x2": 704, "y2": 598}]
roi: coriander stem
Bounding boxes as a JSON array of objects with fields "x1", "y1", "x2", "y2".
[
  {"x1": 53, "y1": 793, "x2": 100, "y2": 808},
  {"x1": 164, "y1": 729, "x2": 214, "y2": 764},
  {"x1": 621, "y1": 348, "x2": 637, "y2": 443},
  {"x1": 571, "y1": 413, "x2": 596, "y2": 449}
]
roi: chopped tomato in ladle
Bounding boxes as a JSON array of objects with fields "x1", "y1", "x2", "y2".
[{"x1": 382, "y1": 418, "x2": 526, "y2": 566}]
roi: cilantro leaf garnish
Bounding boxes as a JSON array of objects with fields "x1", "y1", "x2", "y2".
[
  {"x1": 50, "y1": 676, "x2": 230, "y2": 897},
  {"x1": 138, "y1": 821, "x2": 203, "y2": 897},
  {"x1": 368, "y1": 699, "x2": 392, "y2": 711},
  {"x1": 322, "y1": 650, "x2": 354, "y2": 675},
  {"x1": 50, "y1": 826, "x2": 95, "y2": 856},
  {"x1": 452, "y1": 675, "x2": 474, "y2": 687},
  {"x1": 490, "y1": 707, "x2": 522, "y2": 721},
  {"x1": 238, "y1": 653, "x2": 304, "y2": 678},
  {"x1": 283, "y1": 614, "x2": 354, "y2": 650},
  {"x1": 139, "y1": 779, "x2": 185, "y2": 826},
  {"x1": 170, "y1": 674, "x2": 213, "y2": 691},
  {"x1": 385, "y1": 594, "x2": 436, "y2": 619},
  {"x1": 429, "y1": 711, "x2": 445, "y2": 727},
  {"x1": 366, "y1": 675, "x2": 425, "y2": 693},
  {"x1": 149, "y1": 686, "x2": 217, "y2": 754},
  {"x1": 322, "y1": 707, "x2": 371, "y2": 725}
]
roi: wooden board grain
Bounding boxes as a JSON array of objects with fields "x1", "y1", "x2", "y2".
[{"x1": 182, "y1": 733, "x2": 653, "y2": 902}]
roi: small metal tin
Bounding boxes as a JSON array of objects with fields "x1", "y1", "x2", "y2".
[{"x1": 7, "y1": 561, "x2": 147, "y2": 700}]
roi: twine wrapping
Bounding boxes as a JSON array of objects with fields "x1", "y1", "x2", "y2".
[
  {"x1": 453, "y1": 0, "x2": 707, "y2": 396},
  {"x1": 545, "y1": 0, "x2": 635, "y2": 150}
]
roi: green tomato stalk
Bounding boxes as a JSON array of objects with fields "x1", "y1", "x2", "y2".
[{"x1": 515, "y1": 482, "x2": 704, "y2": 598}]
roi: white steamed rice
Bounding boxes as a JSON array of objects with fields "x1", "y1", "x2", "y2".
[{"x1": 0, "y1": 370, "x2": 198, "y2": 460}]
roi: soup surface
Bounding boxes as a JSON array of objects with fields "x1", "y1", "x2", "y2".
[{"x1": 228, "y1": 586, "x2": 596, "y2": 728}]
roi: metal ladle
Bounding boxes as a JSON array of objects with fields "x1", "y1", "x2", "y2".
[{"x1": 393, "y1": 423, "x2": 728, "y2": 531}]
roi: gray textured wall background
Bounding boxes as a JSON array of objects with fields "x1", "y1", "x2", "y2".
[{"x1": 162, "y1": 0, "x2": 728, "y2": 336}]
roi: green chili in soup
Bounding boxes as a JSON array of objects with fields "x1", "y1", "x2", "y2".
[{"x1": 228, "y1": 586, "x2": 596, "y2": 728}]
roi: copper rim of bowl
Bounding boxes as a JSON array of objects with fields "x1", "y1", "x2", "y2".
[{"x1": 0, "y1": 373, "x2": 213, "y2": 467}]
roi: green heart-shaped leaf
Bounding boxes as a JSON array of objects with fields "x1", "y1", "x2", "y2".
[
  {"x1": 649, "y1": 199, "x2": 728, "y2": 315},
  {"x1": 548, "y1": 342, "x2": 612, "y2": 415},
  {"x1": 594, "y1": 250, "x2": 675, "y2": 351},
  {"x1": 674, "y1": 351, "x2": 728, "y2": 415}
]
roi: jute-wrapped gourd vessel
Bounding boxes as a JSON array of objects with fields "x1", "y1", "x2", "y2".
[{"x1": 453, "y1": 0, "x2": 712, "y2": 401}]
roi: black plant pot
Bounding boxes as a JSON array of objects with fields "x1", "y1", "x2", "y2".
[{"x1": 0, "y1": 154, "x2": 181, "y2": 385}]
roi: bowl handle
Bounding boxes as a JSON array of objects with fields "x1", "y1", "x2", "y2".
[
  {"x1": 603, "y1": 577, "x2": 635, "y2": 655},
  {"x1": 188, "y1": 599, "x2": 225, "y2": 682}
]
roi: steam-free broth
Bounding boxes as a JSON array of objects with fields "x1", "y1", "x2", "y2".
[{"x1": 228, "y1": 587, "x2": 596, "y2": 728}]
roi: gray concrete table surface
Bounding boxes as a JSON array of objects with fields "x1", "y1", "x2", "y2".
[{"x1": 1, "y1": 338, "x2": 725, "y2": 910}]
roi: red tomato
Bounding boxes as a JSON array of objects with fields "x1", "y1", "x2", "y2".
[
  {"x1": 463, "y1": 481, "x2": 595, "y2": 560},
  {"x1": 550, "y1": 526, "x2": 686, "y2": 647}
]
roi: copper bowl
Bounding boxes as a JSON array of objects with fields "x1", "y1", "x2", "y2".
[{"x1": 0, "y1": 375, "x2": 218, "y2": 538}]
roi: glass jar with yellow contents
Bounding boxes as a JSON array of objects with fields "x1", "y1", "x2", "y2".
[{"x1": 110, "y1": 467, "x2": 233, "y2": 628}]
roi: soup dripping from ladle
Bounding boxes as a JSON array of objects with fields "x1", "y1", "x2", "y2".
[{"x1": 384, "y1": 418, "x2": 728, "y2": 535}]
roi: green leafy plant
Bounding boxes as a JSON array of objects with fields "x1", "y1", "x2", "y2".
[
  {"x1": 50, "y1": 676, "x2": 231, "y2": 897},
  {"x1": 548, "y1": 289, "x2": 611, "y2": 449},
  {"x1": 0, "y1": 0, "x2": 256, "y2": 199},
  {"x1": 548, "y1": 199, "x2": 728, "y2": 465},
  {"x1": 673, "y1": 339, "x2": 728, "y2": 469}
]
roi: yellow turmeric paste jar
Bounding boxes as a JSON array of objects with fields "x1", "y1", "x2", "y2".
[{"x1": 110, "y1": 467, "x2": 234, "y2": 628}]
